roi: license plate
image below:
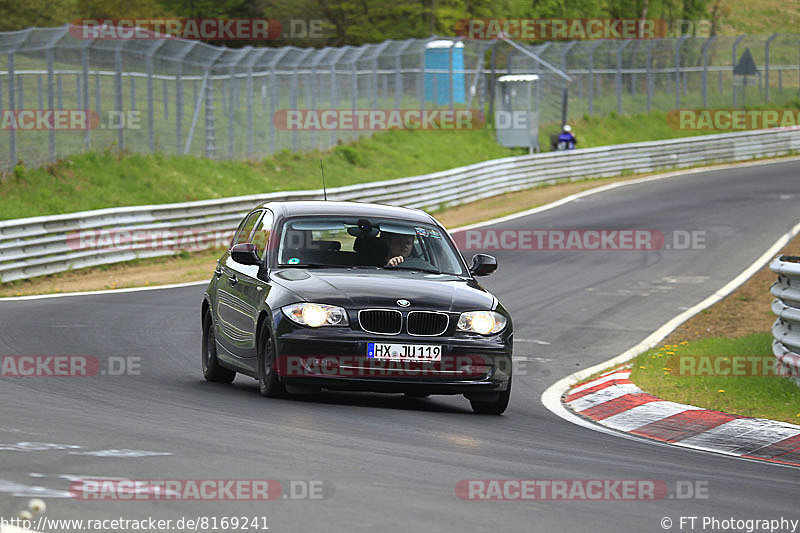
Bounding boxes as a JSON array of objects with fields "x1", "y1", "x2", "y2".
[{"x1": 367, "y1": 342, "x2": 442, "y2": 362}]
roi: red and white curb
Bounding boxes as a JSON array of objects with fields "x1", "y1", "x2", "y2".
[{"x1": 565, "y1": 367, "x2": 800, "y2": 468}]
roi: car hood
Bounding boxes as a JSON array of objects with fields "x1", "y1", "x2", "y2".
[{"x1": 270, "y1": 269, "x2": 496, "y2": 312}]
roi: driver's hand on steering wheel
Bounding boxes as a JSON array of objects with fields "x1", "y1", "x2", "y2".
[{"x1": 386, "y1": 256, "x2": 405, "y2": 267}]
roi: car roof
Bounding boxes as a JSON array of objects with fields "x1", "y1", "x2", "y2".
[{"x1": 261, "y1": 201, "x2": 437, "y2": 224}]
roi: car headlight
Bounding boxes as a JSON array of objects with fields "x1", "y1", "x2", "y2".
[
  {"x1": 282, "y1": 303, "x2": 349, "y2": 327},
  {"x1": 457, "y1": 311, "x2": 507, "y2": 335}
]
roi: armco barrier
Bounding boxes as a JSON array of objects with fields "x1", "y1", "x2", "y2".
[
  {"x1": 771, "y1": 255, "x2": 800, "y2": 385},
  {"x1": 1, "y1": 128, "x2": 800, "y2": 283}
]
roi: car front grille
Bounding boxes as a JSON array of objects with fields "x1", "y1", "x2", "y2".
[
  {"x1": 359, "y1": 309, "x2": 402, "y2": 335},
  {"x1": 407, "y1": 311, "x2": 449, "y2": 336}
]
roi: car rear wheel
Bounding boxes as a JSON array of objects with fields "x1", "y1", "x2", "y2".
[
  {"x1": 202, "y1": 312, "x2": 236, "y2": 383},
  {"x1": 258, "y1": 326, "x2": 287, "y2": 398},
  {"x1": 468, "y1": 379, "x2": 511, "y2": 415}
]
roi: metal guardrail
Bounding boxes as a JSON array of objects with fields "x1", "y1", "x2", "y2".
[
  {"x1": 770, "y1": 255, "x2": 800, "y2": 384},
  {"x1": 2, "y1": 128, "x2": 800, "y2": 283}
]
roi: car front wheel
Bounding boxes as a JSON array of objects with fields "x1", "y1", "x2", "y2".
[
  {"x1": 468, "y1": 379, "x2": 511, "y2": 415},
  {"x1": 258, "y1": 326, "x2": 287, "y2": 398}
]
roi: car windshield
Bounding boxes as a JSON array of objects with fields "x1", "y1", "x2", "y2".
[{"x1": 276, "y1": 217, "x2": 466, "y2": 276}]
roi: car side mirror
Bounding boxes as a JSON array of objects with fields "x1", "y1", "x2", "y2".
[
  {"x1": 469, "y1": 254, "x2": 497, "y2": 276},
  {"x1": 231, "y1": 243, "x2": 262, "y2": 266}
]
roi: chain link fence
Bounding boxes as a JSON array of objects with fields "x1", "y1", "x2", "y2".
[{"x1": 1, "y1": 26, "x2": 799, "y2": 171}]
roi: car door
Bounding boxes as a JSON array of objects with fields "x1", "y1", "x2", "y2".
[
  {"x1": 214, "y1": 210, "x2": 264, "y2": 365},
  {"x1": 224, "y1": 209, "x2": 274, "y2": 370}
]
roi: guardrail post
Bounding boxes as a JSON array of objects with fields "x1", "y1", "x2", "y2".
[
  {"x1": 765, "y1": 33, "x2": 778, "y2": 102},
  {"x1": 701, "y1": 36, "x2": 716, "y2": 107}
]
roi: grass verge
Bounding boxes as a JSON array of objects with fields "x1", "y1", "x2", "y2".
[{"x1": 10, "y1": 101, "x2": 800, "y2": 220}]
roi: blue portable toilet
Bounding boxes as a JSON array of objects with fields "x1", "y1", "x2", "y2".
[{"x1": 425, "y1": 40, "x2": 465, "y2": 106}]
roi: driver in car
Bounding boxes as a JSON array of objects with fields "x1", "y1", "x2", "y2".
[{"x1": 383, "y1": 232, "x2": 415, "y2": 267}]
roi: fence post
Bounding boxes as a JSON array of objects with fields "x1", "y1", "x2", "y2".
[
  {"x1": 701, "y1": 35, "x2": 716, "y2": 107},
  {"x1": 205, "y1": 76, "x2": 216, "y2": 158},
  {"x1": 675, "y1": 36, "x2": 689, "y2": 108},
  {"x1": 646, "y1": 40, "x2": 656, "y2": 112},
  {"x1": 146, "y1": 50, "x2": 155, "y2": 153},
  {"x1": 162, "y1": 78, "x2": 169, "y2": 119},
  {"x1": 114, "y1": 47, "x2": 124, "y2": 151},
  {"x1": 588, "y1": 40, "x2": 602, "y2": 116},
  {"x1": 8, "y1": 52, "x2": 16, "y2": 169},
  {"x1": 765, "y1": 33, "x2": 778, "y2": 102},
  {"x1": 732, "y1": 35, "x2": 746, "y2": 106},
  {"x1": 394, "y1": 40, "x2": 413, "y2": 109},
  {"x1": 247, "y1": 63, "x2": 254, "y2": 158},
  {"x1": 95, "y1": 71, "x2": 101, "y2": 117},
  {"x1": 616, "y1": 40, "x2": 631, "y2": 114},
  {"x1": 82, "y1": 47, "x2": 90, "y2": 150},
  {"x1": 130, "y1": 77, "x2": 136, "y2": 110},
  {"x1": 47, "y1": 49, "x2": 57, "y2": 162},
  {"x1": 56, "y1": 74, "x2": 62, "y2": 109}
]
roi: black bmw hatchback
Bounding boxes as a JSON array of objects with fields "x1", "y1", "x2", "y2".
[{"x1": 202, "y1": 201, "x2": 513, "y2": 414}]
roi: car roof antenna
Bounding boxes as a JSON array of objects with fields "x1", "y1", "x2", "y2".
[{"x1": 320, "y1": 159, "x2": 327, "y2": 201}]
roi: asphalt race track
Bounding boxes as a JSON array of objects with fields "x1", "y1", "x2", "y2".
[{"x1": 1, "y1": 160, "x2": 799, "y2": 532}]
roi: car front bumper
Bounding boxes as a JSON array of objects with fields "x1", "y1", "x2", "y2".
[{"x1": 273, "y1": 326, "x2": 512, "y2": 396}]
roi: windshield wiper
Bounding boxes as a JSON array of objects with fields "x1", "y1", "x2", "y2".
[
  {"x1": 383, "y1": 265, "x2": 442, "y2": 275},
  {"x1": 279, "y1": 263, "x2": 345, "y2": 269}
]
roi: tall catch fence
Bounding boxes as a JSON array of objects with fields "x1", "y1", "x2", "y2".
[{"x1": 1, "y1": 26, "x2": 798, "y2": 170}]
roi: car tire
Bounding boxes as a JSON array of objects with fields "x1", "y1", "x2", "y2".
[
  {"x1": 469, "y1": 379, "x2": 511, "y2": 415},
  {"x1": 202, "y1": 312, "x2": 236, "y2": 383},
  {"x1": 258, "y1": 326, "x2": 287, "y2": 398}
]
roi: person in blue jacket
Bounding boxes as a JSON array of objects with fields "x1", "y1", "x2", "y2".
[{"x1": 556, "y1": 124, "x2": 577, "y2": 150}]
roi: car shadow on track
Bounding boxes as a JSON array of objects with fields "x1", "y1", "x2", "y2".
[{"x1": 196, "y1": 379, "x2": 476, "y2": 415}]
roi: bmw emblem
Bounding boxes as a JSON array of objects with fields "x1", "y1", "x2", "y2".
[{"x1": 397, "y1": 299, "x2": 411, "y2": 307}]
